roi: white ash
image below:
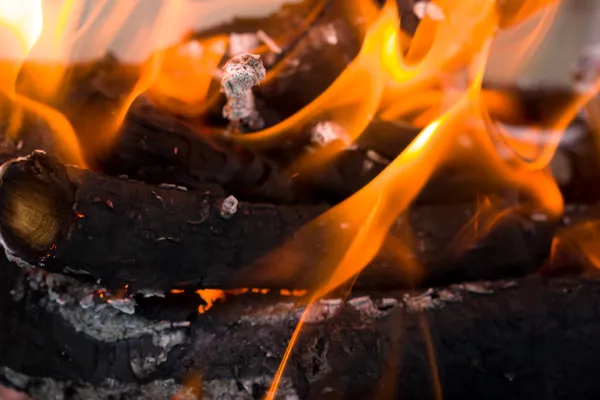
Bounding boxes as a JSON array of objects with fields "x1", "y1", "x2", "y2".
[
  {"x1": 529, "y1": 212, "x2": 549, "y2": 222},
  {"x1": 220, "y1": 195, "x2": 239, "y2": 219},
  {"x1": 348, "y1": 295, "x2": 382, "y2": 317},
  {"x1": 130, "y1": 353, "x2": 169, "y2": 379},
  {"x1": 221, "y1": 53, "x2": 265, "y2": 97},
  {"x1": 0, "y1": 366, "x2": 29, "y2": 389},
  {"x1": 239, "y1": 302, "x2": 297, "y2": 325},
  {"x1": 203, "y1": 375, "x2": 298, "y2": 400},
  {"x1": 138, "y1": 288, "x2": 166, "y2": 298},
  {"x1": 157, "y1": 183, "x2": 188, "y2": 192},
  {"x1": 322, "y1": 23, "x2": 339, "y2": 45},
  {"x1": 413, "y1": 2, "x2": 445, "y2": 21},
  {"x1": 222, "y1": 89, "x2": 256, "y2": 120},
  {"x1": 220, "y1": 53, "x2": 266, "y2": 122},
  {"x1": 15, "y1": 267, "x2": 189, "y2": 345},
  {"x1": 458, "y1": 282, "x2": 496, "y2": 295},
  {"x1": 107, "y1": 298, "x2": 136, "y2": 314},
  {"x1": 402, "y1": 288, "x2": 462, "y2": 312},
  {"x1": 310, "y1": 121, "x2": 349, "y2": 146},
  {"x1": 362, "y1": 159, "x2": 374, "y2": 173},
  {"x1": 57, "y1": 302, "x2": 188, "y2": 345},
  {"x1": 302, "y1": 298, "x2": 343, "y2": 323},
  {"x1": 0, "y1": 367, "x2": 197, "y2": 400},
  {"x1": 572, "y1": 46, "x2": 600, "y2": 92}
]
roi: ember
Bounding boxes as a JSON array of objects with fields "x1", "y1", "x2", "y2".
[{"x1": 2, "y1": 0, "x2": 600, "y2": 399}]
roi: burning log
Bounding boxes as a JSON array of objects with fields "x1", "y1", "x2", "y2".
[
  {"x1": 2, "y1": 252, "x2": 600, "y2": 399},
  {"x1": 0, "y1": 150, "x2": 327, "y2": 292},
  {"x1": 110, "y1": 97, "x2": 600, "y2": 205},
  {"x1": 107, "y1": 97, "x2": 305, "y2": 204},
  {"x1": 0, "y1": 150, "x2": 572, "y2": 294}
]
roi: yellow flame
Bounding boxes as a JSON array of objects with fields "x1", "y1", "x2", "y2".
[
  {"x1": 0, "y1": 0, "x2": 43, "y2": 53},
  {"x1": 264, "y1": 1, "x2": 584, "y2": 395}
]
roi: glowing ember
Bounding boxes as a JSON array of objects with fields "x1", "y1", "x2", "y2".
[{"x1": 196, "y1": 289, "x2": 226, "y2": 314}]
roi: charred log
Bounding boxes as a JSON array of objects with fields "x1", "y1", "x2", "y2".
[
  {"x1": 2, "y1": 253, "x2": 600, "y2": 399},
  {"x1": 0, "y1": 151, "x2": 574, "y2": 294},
  {"x1": 0, "y1": 151, "x2": 327, "y2": 292},
  {"x1": 109, "y1": 99, "x2": 600, "y2": 205},
  {"x1": 106, "y1": 97, "x2": 308, "y2": 204}
]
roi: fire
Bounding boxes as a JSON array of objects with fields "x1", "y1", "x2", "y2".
[
  {"x1": 1, "y1": 0, "x2": 600, "y2": 398},
  {"x1": 196, "y1": 289, "x2": 226, "y2": 314},
  {"x1": 0, "y1": 0, "x2": 42, "y2": 55},
  {"x1": 265, "y1": 0, "x2": 599, "y2": 396}
]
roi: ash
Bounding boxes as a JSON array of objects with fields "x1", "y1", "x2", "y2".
[
  {"x1": 310, "y1": 121, "x2": 349, "y2": 146},
  {"x1": 220, "y1": 195, "x2": 239, "y2": 219},
  {"x1": 221, "y1": 53, "x2": 266, "y2": 97},
  {"x1": 14, "y1": 267, "x2": 188, "y2": 345},
  {"x1": 0, "y1": 366, "x2": 299, "y2": 400},
  {"x1": 1, "y1": 366, "x2": 196, "y2": 400},
  {"x1": 222, "y1": 90, "x2": 256, "y2": 121},
  {"x1": 220, "y1": 53, "x2": 266, "y2": 123}
]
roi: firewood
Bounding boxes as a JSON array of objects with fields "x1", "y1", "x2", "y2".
[
  {"x1": 111, "y1": 96, "x2": 600, "y2": 205},
  {"x1": 0, "y1": 150, "x2": 578, "y2": 294},
  {"x1": 108, "y1": 97, "x2": 304, "y2": 204},
  {"x1": 2, "y1": 252, "x2": 600, "y2": 400}
]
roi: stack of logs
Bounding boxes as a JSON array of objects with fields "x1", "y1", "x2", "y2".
[{"x1": 2, "y1": 1, "x2": 600, "y2": 399}]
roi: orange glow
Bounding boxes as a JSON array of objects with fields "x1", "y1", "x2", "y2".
[
  {"x1": 0, "y1": 0, "x2": 85, "y2": 166},
  {"x1": 227, "y1": 1, "x2": 397, "y2": 151},
  {"x1": 1, "y1": 1, "x2": 598, "y2": 397},
  {"x1": 196, "y1": 289, "x2": 226, "y2": 314},
  {"x1": 148, "y1": 36, "x2": 227, "y2": 117},
  {"x1": 263, "y1": 0, "x2": 594, "y2": 393},
  {"x1": 448, "y1": 196, "x2": 519, "y2": 258},
  {"x1": 550, "y1": 221, "x2": 600, "y2": 272}
]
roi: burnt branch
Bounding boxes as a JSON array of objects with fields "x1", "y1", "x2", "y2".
[{"x1": 2, "y1": 252, "x2": 600, "y2": 399}]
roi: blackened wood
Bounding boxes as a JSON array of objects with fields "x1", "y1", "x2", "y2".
[
  {"x1": 0, "y1": 151, "x2": 569, "y2": 294},
  {"x1": 234, "y1": 0, "x2": 367, "y2": 129},
  {"x1": 108, "y1": 97, "x2": 307, "y2": 204},
  {"x1": 0, "y1": 92, "x2": 77, "y2": 165},
  {"x1": 109, "y1": 104, "x2": 518, "y2": 205},
  {"x1": 0, "y1": 151, "x2": 327, "y2": 292},
  {"x1": 3, "y1": 253, "x2": 600, "y2": 400},
  {"x1": 111, "y1": 105, "x2": 600, "y2": 206}
]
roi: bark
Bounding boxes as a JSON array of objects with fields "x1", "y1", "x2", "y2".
[
  {"x1": 0, "y1": 151, "x2": 576, "y2": 293},
  {"x1": 107, "y1": 97, "x2": 305, "y2": 204},
  {"x1": 2, "y1": 253, "x2": 600, "y2": 400}
]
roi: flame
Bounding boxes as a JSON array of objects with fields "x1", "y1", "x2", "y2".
[
  {"x1": 0, "y1": 0, "x2": 85, "y2": 166},
  {"x1": 2, "y1": 0, "x2": 600, "y2": 396},
  {"x1": 226, "y1": 0, "x2": 389, "y2": 150},
  {"x1": 263, "y1": 0, "x2": 600, "y2": 395},
  {"x1": 196, "y1": 289, "x2": 226, "y2": 314},
  {"x1": 148, "y1": 36, "x2": 227, "y2": 117},
  {"x1": 549, "y1": 220, "x2": 600, "y2": 273},
  {"x1": 0, "y1": 0, "x2": 42, "y2": 57}
]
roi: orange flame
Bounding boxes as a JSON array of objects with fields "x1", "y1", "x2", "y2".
[
  {"x1": 0, "y1": 0, "x2": 85, "y2": 166},
  {"x1": 148, "y1": 36, "x2": 227, "y2": 117},
  {"x1": 196, "y1": 289, "x2": 226, "y2": 314},
  {"x1": 264, "y1": 0, "x2": 598, "y2": 395}
]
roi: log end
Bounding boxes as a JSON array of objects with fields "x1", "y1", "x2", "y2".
[{"x1": 0, "y1": 151, "x2": 75, "y2": 262}]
